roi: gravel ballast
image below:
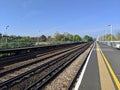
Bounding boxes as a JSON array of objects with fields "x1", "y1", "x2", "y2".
[{"x1": 43, "y1": 44, "x2": 93, "y2": 90}]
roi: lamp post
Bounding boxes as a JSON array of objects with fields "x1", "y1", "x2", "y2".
[
  {"x1": 104, "y1": 30, "x2": 106, "y2": 41},
  {"x1": 5, "y1": 25, "x2": 9, "y2": 49},
  {"x1": 5, "y1": 25, "x2": 9, "y2": 43},
  {"x1": 37, "y1": 30, "x2": 40, "y2": 45},
  {"x1": 108, "y1": 25, "x2": 112, "y2": 42}
]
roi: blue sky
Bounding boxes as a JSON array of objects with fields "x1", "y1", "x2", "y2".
[{"x1": 0, "y1": 0, "x2": 120, "y2": 37}]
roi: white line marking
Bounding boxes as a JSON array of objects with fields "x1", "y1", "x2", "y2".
[{"x1": 74, "y1": 43, "x2": 95, "y2": 90}]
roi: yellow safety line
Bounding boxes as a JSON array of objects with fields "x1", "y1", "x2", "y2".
[{"x1": 98, "y1": 44, "x2": 120, "y2": 90}]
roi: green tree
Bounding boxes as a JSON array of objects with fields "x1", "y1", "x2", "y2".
[
  {"x1": 54, "y1": 32, "x2": 64, "y2": 41},
  {"x1": 73, "y1": 34, "x2": 82, "y2": 41},
  {"x1": 14, "y1": 37, "x2": 33, "y2": 42},
  {"x1": 64, "y1": 33, "x2": 73, "y2": 41},
  {"x1": 39, "y1": 35, "x2": 47, "y2": 42},
  {"x1": 47, "y1": 36, "x2": 53, "y2": 42},
  {"x1": 0, "y1": 33, "x2": 2, "y2": 43},
  {"x1": 83, "y1": 35, "x2": 93, "y2": 42},
  {"x1": 0, "y1": 33, "x2": 2, "y2": 39},
  {"x1": 105, "y1": 34, "x2": 116, "y2": 41},
  {"x1": 116, "y1": 32, "x2": 120, "y2": 40}
]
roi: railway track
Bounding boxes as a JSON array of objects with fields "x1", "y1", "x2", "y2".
[
  {"x1": 67, "y1": 43, "x2": 93, "y2": 90},
  {"x1": 0, "y1": 42, "x2": 92, "y2": 90},
  {"x1": 0, "y1": 44, "x2": 85, "y2": 81},
  {"x1": 25, "y1": 44, "x2": 91, "y2": 90},
  {"x1": 0, "y1": 43, "x2": 78, "y2": 66},
  {"x1": 0, "y1": 42, "x2": 83, "y2": 61}
]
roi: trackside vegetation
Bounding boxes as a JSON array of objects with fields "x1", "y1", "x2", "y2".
[{"x1": 0, "y1": 32, "x2": 93, "y2": 49}]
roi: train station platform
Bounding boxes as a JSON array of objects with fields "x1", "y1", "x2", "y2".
[{"x1": 75, "y1": 42, "x2": 120, "y2": 90}]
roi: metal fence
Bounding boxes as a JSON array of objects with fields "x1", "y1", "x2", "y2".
[
  {"x1": 0, "y1": 42, "x2": 35, "y2": 50},
  {"x1": 99, "y1": 41, "x2": 120, "y2": 48},
  {"x1": 0, "y1": 41, "x2": 77, "y2": 50}
]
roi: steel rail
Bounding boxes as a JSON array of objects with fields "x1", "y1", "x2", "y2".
[
  {"x1": 0, "y1": 43, "x2": 76, "y2": 66},
  {"x1": 30, "y1": 43, "x2": 91, "y2": 90},
  {"x1": 0, "y1": 43, "x2": 89, "y2": 89},
  {"x1": 66, "y1": 44, "x2": 93, "y2": 90},
  {"x1": 0, "y1": 42, "x2": 83, "y2": 53},
  {"x1": 0, "y1": 44, "x2": 84, "y2": 77}
]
